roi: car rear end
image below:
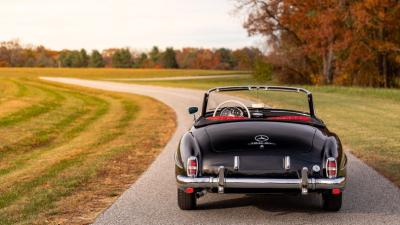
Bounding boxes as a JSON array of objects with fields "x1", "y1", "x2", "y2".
[{"x1": 176, "y1": 122, "x2": 346, "y2": 211}]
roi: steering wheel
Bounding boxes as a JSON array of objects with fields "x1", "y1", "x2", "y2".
[{"x1": 213, "y1": 100, "x2": 251, "y2": 118}]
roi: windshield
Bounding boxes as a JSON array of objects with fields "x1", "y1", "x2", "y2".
[{"x1": 206, "y1": 87, "x2": 311, "y2": 115}]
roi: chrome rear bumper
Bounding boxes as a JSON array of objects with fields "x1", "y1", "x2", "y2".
[{"x1": 177, "y1": 167, "x2": 346, "y2": 194}]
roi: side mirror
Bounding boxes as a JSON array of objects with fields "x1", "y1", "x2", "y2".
[{"x1": 188, "y1": 107, "x2": 198, "y2": 115}]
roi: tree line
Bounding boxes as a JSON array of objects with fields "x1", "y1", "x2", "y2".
[
  {"x1": 0, "y1": 40, "x2": 263, "y2": 71},
  {"x1": 237, "y1": 0, "x2": 400, "y2": 87}
]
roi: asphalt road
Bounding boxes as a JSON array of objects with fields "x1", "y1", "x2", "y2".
[{"x1": 42, "y1": 77, "x2": 400, "y2": 225}]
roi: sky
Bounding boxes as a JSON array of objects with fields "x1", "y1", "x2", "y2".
[{"x1": 0, "y1": 0, "x2": 262, "y2": 51}]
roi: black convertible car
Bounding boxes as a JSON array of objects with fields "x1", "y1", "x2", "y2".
[{"x1": 175, "y1": 86, "x2": 347, "y2": 211}]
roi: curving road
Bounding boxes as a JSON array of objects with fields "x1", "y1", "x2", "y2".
[{"x1": 42, "y1": 77, "x2": 400, "y2": 225}]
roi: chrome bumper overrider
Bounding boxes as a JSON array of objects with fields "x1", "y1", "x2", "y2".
[{"x1": 177, "y1": 167, "x2": 346, "y2": 194}]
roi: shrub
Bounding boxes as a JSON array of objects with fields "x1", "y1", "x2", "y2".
[{"x1": 253, "y1": 59, "x2": 272, "y2": 82}]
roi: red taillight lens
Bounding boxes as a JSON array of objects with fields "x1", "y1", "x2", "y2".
[
  {"x1": 185, "y1": 187, "x2": 194, "y2": 194},
  {"x1": 187, "y1": 156, "x2": 198, "y2": 177},
  {"x1": 326, "y1": 157, "x2": 337, "y2": 178},
  {"x1": 332, "y1": 188, "x2": 341, "y2": 195}
]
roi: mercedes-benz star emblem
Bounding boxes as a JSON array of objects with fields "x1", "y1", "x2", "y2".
[
  {"x1": 248, "y1": 135, "x2": 276, "y2": 148},
  {"x1": 255, "y1": 135, "x2": 269, "y2": 143}
]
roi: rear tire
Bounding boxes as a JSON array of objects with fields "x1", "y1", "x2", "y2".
[
  {"x1": 322, "y1": 192, "x2": 342, "y2": 211},
  {"x1": 177, "y1": 188, "x2": 196, "y2": 210}
]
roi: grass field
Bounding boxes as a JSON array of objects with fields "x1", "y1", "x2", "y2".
[
  {"x1": 0, "y1": 75, "x2": 176, "y2": 224},
  {"x1": 126, "y1": 77, "x2": 400, "y2": 187},
  {"x1": 0, "y1": 68, "x2": 246, "y2": 79}
]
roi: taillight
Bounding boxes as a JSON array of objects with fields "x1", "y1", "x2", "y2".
[
  {"x1": 185, "y1": 187, "x2": 194, "y2": 194},
  {"x1": 187, "y1": 156, "x2": 198, "y2": 177},
  {"x1": 332, "y1": 188, "x2": 341, "y2": 195},
  {"x1": 326, "y1": 157, "x2": 337, "y2": 178}
]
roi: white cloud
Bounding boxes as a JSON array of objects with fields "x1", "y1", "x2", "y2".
[{"x1": 0, "y1": 0, "x2": 261, "y2": 50}]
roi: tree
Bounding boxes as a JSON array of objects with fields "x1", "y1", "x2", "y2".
[
  {"x1": 149, "y1": 46, "x2": 160, "y2": 64},
  {"x1": 215, "y1": 48, "x2": 237, "y2": 69},
  {"x1": 79, "y1": 49, "x2": 89, "y2": 67},
  {"x1": 112, "y1": 48, "x2": 133, "y2": 68},
  {"x1": 35, "y1": 46, "x2": 57, "y2": 67},
  {"x1": 59, "y1": 50, "x2": 72, "y2": 67},
  {"x1": 102, "y1": 48, "x2": 118, "y2": 67},
  {"x1": 175, "y1": 48, "x2": 197, "y2": 69},
  {"x1": 89, "y1": 50, "x2": 105, "y2": 68},
  {"x1": 233, "y1": 47, "x2": 263, "y2": 70},
  {"x1": 70, "y1": 51, "x2": 82, "y2": 67},
  {"x1": 236, "y1": 0, "x2": 400, "y2": 87},
  {"x1": 3, "y1": 40, "x2": 26, "y2": 67},
  {"x1": 345, "y1": 0, "x2": 400, "y2": 87},
  {"x1": 253, "y1": 58, "x2": 272, "y2": 82},
  {"x1": 134, "y1": 53, "x2": 148, "y2": 68},
  {"x1": 0, "y1": 45, "x2": 10, "y2": 67},
  {"x1": 161, "y1": 48, "x2": 178, "y2": 68},
  {"x1": 0, "y1": 39, "x2": 267, "y2": 73},
  {"x1": 194, "y1": 49, "x2": 214, "y2": 69},
  {"x1": 236, "y1": 0, "x2": 327, "y2": 83},
  {"x1": 59, "y1": 50, "x2": 87, "y2": 67}
]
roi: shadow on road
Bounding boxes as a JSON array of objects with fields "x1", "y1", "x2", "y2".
[{"x1": 197, "y1": 193, "x2": 323, "y2": 214}]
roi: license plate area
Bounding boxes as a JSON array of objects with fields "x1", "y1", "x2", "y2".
[{"x1": 239, "y1": 155, "x2": 284, "y2": 171}]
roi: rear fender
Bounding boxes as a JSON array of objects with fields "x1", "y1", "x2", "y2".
[
  {"x1": 175, "y1": 132, "x2": 202, "y2": 176},
  {"x1": 322, "y1": 135, "x2": 346, "y2": 177}
]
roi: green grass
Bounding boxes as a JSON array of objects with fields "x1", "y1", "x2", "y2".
[
  {"x1": 0, "y1": 84, "x2": 64, "y2": 127},
  {"x1": 125, "y1": 77, "x2": 400, "y2": 187},
  {"x1": 0, "y1": 73, "x2": 176, "y2": 224}
]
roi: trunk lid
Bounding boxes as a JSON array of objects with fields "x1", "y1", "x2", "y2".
[
  {"x1": 205, "y1": 121, "x2": 316, "y2": 153},
  {"x1": 199, "y1": 121, "x2": 320, "y2": 176}
]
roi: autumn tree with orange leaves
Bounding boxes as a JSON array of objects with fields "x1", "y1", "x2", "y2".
[{"x1": 237, "y1": 0, "x2": 400, "y2": 87}]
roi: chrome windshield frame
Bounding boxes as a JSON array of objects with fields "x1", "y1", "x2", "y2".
[{"x1": 201, "y1": 86, "x2": 315, "y2": 118}]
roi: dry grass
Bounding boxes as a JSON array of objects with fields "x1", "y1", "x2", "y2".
[
  {"x1": 0, "y1": 76, "x2": 176, "y2": 225},
  {"x1": 0, "y1": 68, "x2": 246, "y2": 80}
]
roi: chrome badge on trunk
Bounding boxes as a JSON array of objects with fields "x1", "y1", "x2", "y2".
[{"x1": 248, "y1": 135, "x2": 276, "y2": 149}]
